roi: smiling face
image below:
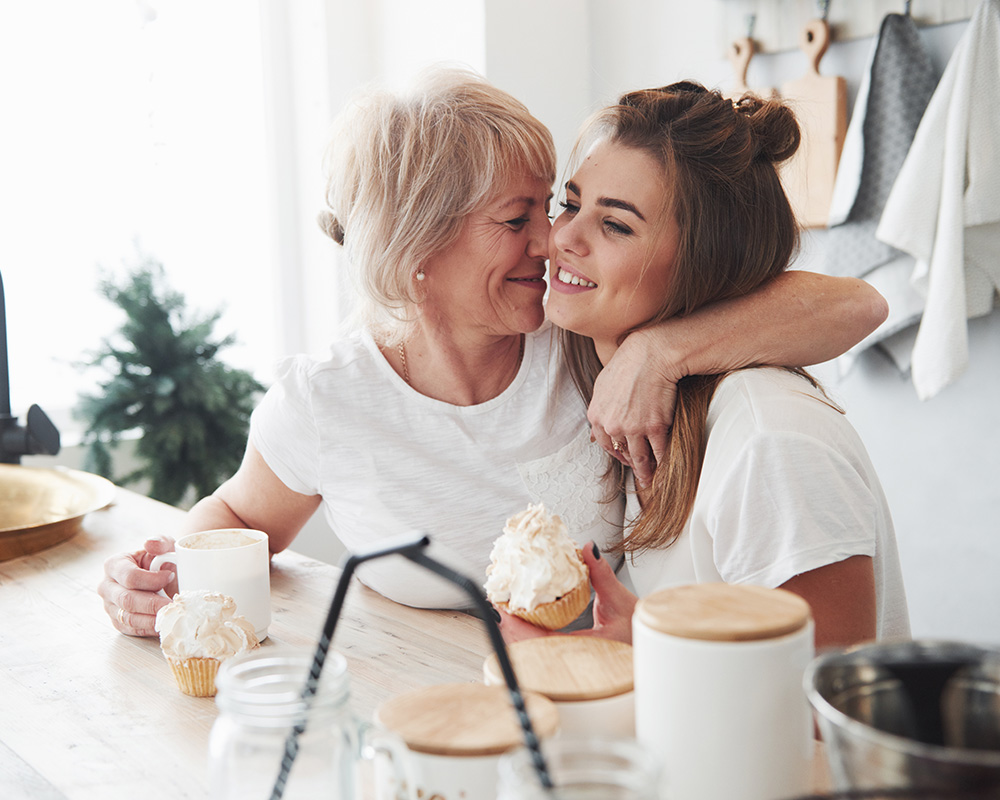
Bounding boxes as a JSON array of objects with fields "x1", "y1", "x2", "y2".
[
  {"x1": 421, "y1": 173, "x2": 553, "y2": 340},
  {"x1": 546, "y1": 141, "x2": 680, "y2": 362}
]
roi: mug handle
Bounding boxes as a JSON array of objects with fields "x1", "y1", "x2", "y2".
[
  {"x1": 361, "y1": 725, "x2": 419, "y2": 800},
  {"x1": 149, "y1": 552, "x2": 179, "y2": 597}
]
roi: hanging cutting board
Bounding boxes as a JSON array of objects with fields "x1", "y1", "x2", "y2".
[
  {"x1": 727, "y1": 36, "x2": 778, "y2": 100},
  {"x1": 780, "y1": 19, "x2": 847, "y2": 229}
]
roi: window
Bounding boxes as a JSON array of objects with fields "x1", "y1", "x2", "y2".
[{"x1": 1, "y1": 0, "x2": 274, "y2": 440}]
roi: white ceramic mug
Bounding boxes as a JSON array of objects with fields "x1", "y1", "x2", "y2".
[
  {"x1": 369, "y1": 683, "x2": 559, "y2": 800},
  {"x1": 633, "y1": 583, "x2": 815, "y2": 800},
  {"x1": 150, "y1": 529, "x2": 271, "y2": 639}
]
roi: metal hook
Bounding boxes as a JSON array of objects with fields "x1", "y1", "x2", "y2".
[
  {"x1": 904, "y1": 0, "x2": 912, "y2": 16},
  {"x1": 817, "y1": 0, "x2": 831, "y2": 21},
  {"x1": 745, "y1": 13, "x2": 756, "y2": 39}
]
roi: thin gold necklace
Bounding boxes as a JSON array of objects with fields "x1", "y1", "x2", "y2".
[{"x1": 397, "y1": 335, "x2": 524, "y2": 386}]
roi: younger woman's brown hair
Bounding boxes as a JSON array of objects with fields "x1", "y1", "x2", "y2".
[{"x1": 560, "y1": 81, "x2": 824, "y2": 555}]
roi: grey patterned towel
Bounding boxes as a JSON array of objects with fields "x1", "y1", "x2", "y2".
[{"x1": 825, "y1": 13, "x2": 937, "y2": 278}]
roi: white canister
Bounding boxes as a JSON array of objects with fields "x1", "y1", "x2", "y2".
[
  {"x1": 484, "y1": 636, "x2": 635, "y2": 739},
  {"x1": 371, "y1": 682, "x2": 559, "y2": 800},
  {"x1": 633, "y1": 583, "x2": 814, "y2": 800}
]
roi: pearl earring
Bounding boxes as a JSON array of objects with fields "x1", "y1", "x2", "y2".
[{"x1": 416, "y1": 270, "x2": 426, "y2": 281}]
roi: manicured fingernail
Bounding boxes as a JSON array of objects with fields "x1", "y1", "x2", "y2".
[
  {"x1": 491, "y1": 607, "x2": 502, "y2": 624},
  {"x1": 591, "y1": 543, "x2": 601, "y2": 560}
]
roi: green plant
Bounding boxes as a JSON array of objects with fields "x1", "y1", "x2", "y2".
[{"x1": 77, "y1": 257, "x2": 265, "y2": 506}]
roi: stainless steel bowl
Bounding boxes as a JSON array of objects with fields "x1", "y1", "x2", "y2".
[{"x1": 805, "y1": 640, "x2": 1000, "y2": 796}]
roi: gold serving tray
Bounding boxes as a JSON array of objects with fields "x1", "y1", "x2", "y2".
[{"x1": 0, "y1": 464, "x2": 116, "y2": 561}]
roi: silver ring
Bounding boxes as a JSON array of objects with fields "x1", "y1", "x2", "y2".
[{"x1": 117, "y1": 607, "x2": 127, "y2": 626}]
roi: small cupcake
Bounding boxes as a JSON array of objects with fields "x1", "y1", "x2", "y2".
[
  {"x1": 484, "y1": 503, "x2": 590, "y2": 630},
  {"x1": 155, "y1": 590, "x2": 259, "y2": 697}
]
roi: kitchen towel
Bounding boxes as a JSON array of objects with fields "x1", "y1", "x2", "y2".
[
  {"x1": 823, "y1": 12, "x2": 937, "y2": 376},
  {"x1": 876, "y1": 0, "x2": 1000, "y2": 400}
]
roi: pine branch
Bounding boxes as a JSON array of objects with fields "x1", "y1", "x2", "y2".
[{"x1": 76, "y1": 258, "x2": 265, "y2": 507}]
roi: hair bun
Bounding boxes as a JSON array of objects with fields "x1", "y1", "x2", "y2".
[
  {"x1": 734, "y1": 95, "x2": 800, "y2": 165},
  {"x1": 317, "y1": 210, "x2": 345, "y2": 245}
]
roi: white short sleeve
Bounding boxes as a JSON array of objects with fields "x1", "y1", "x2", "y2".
[
  {"x1": 706, "y1": 430, "x2": 878, "y2": 588},
  {"x1": 249, "y1": 356, "x2": 321, "y2": 496}
]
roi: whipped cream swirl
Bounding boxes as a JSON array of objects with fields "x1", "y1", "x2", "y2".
[
  {"x1": 484, "y1": 503, "x2": 587, "y2": 612},
  {"x1": 155, "y1": 590, "x2": 259, "y2": 660}
]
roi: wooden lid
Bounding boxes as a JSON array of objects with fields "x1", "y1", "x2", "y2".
[
  {"x1": 374, "y1": 683, "x2": 559, "y2": 756},
  {"x1": 483, "y1": 637, "x2": 633, "y2": 701},
  {"x1": 635, "y1": 583, "x2": 811, "y2": 642}
]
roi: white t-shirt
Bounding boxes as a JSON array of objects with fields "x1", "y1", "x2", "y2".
[
  {"x1": 250, "y1": 323, "x2": 624, "y2": 609},
  {"x1": 622, "y1": 368, "x2": 910, "y2": 641}
]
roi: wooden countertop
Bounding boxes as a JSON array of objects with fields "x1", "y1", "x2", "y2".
[
  {"x1": 0, "y1": 483, "x2": 832, "y2": 799},
  {"x1": 0, "y1": 486, "x2": 491, "y2": 800}
]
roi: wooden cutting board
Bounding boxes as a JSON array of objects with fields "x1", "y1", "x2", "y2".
[
  {"x1": 780, "y1": 19, "x2": 847, "y2": 229},
  {"x1": 727, "y1": 36, "x2": 778, "y2": 100}
]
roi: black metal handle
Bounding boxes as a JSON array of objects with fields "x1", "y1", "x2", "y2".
[{"x1": 0, "y1": 269, "x2": 61, "y2": 463}]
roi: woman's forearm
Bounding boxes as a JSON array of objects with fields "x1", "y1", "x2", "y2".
[
  {"x1": 641, "y1": 271, "x2": 887, "y2": 380},
  {"x1": 178, "y1": 444, "x2": 321, "y2": 555},
  {"x1": 588, "y1": 272, "x2": 886, "y2": 485}
]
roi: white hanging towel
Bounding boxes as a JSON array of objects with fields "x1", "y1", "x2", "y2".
[
  {"x1": 823, "y1": 12, "x2": 937, "y2": 377},
  {"x1": 876, "y1": 0, "x2": 1000, "y2": 400}
]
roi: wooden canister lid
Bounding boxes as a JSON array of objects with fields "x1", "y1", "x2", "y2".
[
  {"x1": 374, "y1": 683, "x2": 559, "y2": 757},
  {"x1": 635, "y1": 583, "x2": 811, "y2": 642},
  {"x1": 483, "y1": 637, "x2": 633, "y2": 701}
]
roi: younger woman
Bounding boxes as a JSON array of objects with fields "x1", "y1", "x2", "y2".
[{"x1": 543, "y1": 82, "x2": 909, "y2": 649}]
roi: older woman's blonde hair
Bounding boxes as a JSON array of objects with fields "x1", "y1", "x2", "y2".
[{"x1": 318, "y1": 67, "x2": 556, "y2": 344}]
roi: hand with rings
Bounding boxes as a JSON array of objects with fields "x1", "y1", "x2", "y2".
[{"x1": 99, "y1": 537, "x2": 178, "y2": 637}]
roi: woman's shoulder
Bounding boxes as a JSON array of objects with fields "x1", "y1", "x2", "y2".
[
  {"x1": 275, "y1": 330, "x2": 378, "y2": 380},
  {"x1": 709, "y1": 367, "x2": 845, "y2": 438},
  {"x1": 715, "y1": 367, "x2": 830, "y2": 408}
]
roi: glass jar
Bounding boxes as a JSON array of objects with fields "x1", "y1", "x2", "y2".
[
  {"x1": 209, "y1": 646, "x2": 360, "y2": 800},
  {"x1": 497, "y1": 736, "x2": 664, "y2": 799}
]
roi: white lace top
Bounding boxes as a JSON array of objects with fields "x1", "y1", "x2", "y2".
[{"x1": 250, "y1": 322, "x2": 624, "y2": 609}]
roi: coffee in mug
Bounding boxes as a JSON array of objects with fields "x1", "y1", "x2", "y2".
[
  {"x1": 182, "y1": 530, "x2": 260, "y2": 550},
  {"x1": 151, "y1": 529, "x2": 271, "y2": 639}
]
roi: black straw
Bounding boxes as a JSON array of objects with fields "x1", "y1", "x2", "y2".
[{"x1": 268, "y1": 532, "x2": 553, "y2": 799}]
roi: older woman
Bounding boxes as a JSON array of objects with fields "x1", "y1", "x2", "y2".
[
  {"x1": 520, "y1": 81, "x2": 908, "y2": 649},
  {"x1": 99, "y1": 68, "x2": 886, "y2": 636}
]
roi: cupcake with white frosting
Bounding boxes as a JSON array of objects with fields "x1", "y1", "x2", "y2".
[
  {"x1": 155, "y1": 590, "x2": 259, "y2": 697},
  {"x1": 484, "y1": 503, "x2": 590, "y2": 630}
]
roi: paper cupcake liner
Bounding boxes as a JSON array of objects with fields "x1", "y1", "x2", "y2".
[
  {"x1": 503, "y1": 580, "x2": 591, "y2": 631},
  {"x1": 167, "y1": 656, "x2": 221, "y2": 697}
]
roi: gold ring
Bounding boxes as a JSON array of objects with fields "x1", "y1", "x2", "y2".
[
  {"x1": 117, "y1": 607, "x2": 127, "y2": 626},
  {"x1": 612, "y1": 439, "x2": 626, "y2": 453}
]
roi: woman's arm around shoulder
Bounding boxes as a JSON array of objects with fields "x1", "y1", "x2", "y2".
[{"x1": 589, "y1": 272, "x2": 886, "y2": 486}]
